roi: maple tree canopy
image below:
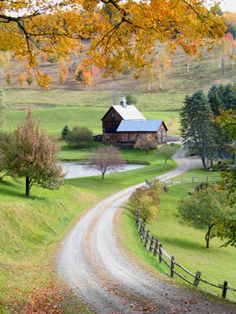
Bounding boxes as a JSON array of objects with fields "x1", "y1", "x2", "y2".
[{"x1": 0, "y1": 0, "x2": 225, "y2": 86}]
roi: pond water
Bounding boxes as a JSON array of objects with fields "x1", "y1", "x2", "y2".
[{"x1": 61, "y1": 162, "x2": 145, "y2": 179}]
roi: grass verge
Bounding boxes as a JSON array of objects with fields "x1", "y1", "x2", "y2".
[
  {"x1": 0, "y1": 178, "x2": 99, "y2": 313},
  {"x1": 120, "y1": 169, "x2": 236, "y2": 302}
]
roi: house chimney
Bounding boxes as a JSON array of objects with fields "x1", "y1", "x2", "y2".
[{"x1": 120, "y1": 96, "x2": 127, "y2": 108}]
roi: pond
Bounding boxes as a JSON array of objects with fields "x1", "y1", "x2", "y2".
[{"x1": 61, "y1": 162, "x2": 146, "y2": 179}]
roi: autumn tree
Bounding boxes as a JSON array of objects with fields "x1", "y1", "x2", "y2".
[
  {"x1": 157, "y1": 144, "x2": 177, "y2": 164},
  {"x1": 5, "y1": 72, "x2": 12, "y2": 85},
  {"x1": 89, "y1": 146, "x2": 124, "y2": 180},
  {"x1": 17, "y1": 73, "x2": 25, "y2": 87},
  {"x1": 135, "y1": 135, "x2": 157, "y2": 154},
  {"x1": 3, "y1": 112, "x2": 64, "y2": 197},
  {"x1": 0, "y1": 1, "x2": 225, "y2": 88},
  {"x1": 129, "y1": 179, "x2": 161, "y2": 222}
]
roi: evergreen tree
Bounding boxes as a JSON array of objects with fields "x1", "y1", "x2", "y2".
[
  {"x1": 208, "y1": 85, "x2": 223, "y2": 115},
  {"x1": 180, "y1": 90, "x2": 218, "y2": 169},
  {"x1": 208, "y1": 84, "x2": 236, "y2": 115},
  {"x1": 61, "y1": 125, "x2": 70, "y2": 140}
]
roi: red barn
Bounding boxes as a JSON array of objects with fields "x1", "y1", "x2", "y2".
[{"x1": 101, "y1": 97, "x2": 168, "y2": 146}]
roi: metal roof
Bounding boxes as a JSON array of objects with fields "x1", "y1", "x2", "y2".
[
  {"x1": 112, "y1": 105, "x2": 145, "y2": 121},
  {"x1": 117, "y1": 120, "x2": 164, "y2": 132}
]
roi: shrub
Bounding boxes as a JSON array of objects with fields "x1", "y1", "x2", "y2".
[
  {"x1": 66, "y1": 126, "x2": 93, "y2": 148},
  {"x1": 129, "y1": 179, "x2": 161, "y2": 222}
]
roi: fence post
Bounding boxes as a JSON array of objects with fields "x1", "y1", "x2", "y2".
[
  {"x1": 141, "y1": 223, "x2": 146, "y2": 240},
  {"x1": 145, "y1": 230, "x2": 150, "y2": 248},
  {"x1": 206, "y1": 176, "x2": 209, "y2": 183},
  {"x1": 170, "y1": 256, "x2": 175, "y2": 278},
  {"x1": 222, "y1": 281, "x2": 228, "y2": 299},
  {"x1": 153, "y1": 239, "x2": 159, "y2": 256},
  {"x1": 149, "y1": 236, "x2": 154, "y2": 253},
  {"x1": 193, "y1": 271, "x2": 201, "y2": 287},
  {"x1": 159, "y1": 244, "x2": 162, "y2": 263}
]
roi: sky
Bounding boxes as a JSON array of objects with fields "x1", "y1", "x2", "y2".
[{"x1": 220, "y1": 0, "x2": 236, "y2": 12}]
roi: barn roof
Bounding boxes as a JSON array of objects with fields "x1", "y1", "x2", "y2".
[
  {"x1": 117, "y1": 120, "x2": 167, "y2": 132},
  {"x1": 112, "y1": 105, "x2": 145, "y2": 121}
]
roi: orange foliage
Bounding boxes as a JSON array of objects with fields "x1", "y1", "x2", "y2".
[
  {"x1": 17, "y1": 73, "x2": 25, "y2": 86},
  {"x1": 5, "y1": 72, "x2": 12, "y2": 85},
  {"x1": 82, "y1": 70, "x2": 93, "y2": 86},
  {"x1": 36, "y1": 70, "x2": 52, "y2": 90},
  {"x1": 0, "y1": 0, "x2": 226, "y2": 86}
]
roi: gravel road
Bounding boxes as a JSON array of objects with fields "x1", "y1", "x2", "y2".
[{"x1": 58, "y1": 148, "x2": 236, "y2": 313}]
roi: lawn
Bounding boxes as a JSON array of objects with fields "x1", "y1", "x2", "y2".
[
  {"x1": 0, "y1": 178, "x2": 99, "y2": 313},
  {"x1": 4, "y1": 89, "x2": 185, "y2": 111},
  {"x1": 0, "y1": 147, "x2": 177, "y2": 313},
  {"x1": 4, "y1": 106, "x2": 180, "y2": 138},
  {"x1": 66, "y1": 149, "x2": 177, "y2": 197},
  {"x1": 121, "y1": 169, "x2": 236, "y2": 302}
]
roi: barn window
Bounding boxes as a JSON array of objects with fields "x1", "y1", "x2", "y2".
[{"x1": 111, "y1": 113, "x2": 115, "y2": 121}]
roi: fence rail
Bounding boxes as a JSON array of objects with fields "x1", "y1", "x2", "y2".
[
  {"x1": 135, "y1": 210, "x2": 235, "y2": 300},
  {"x1": 164, "y1": 176, "x2": 221, "y2": 187}
]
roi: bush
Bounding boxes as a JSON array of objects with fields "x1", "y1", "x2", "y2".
[
  {"x1": 66, "y1": 126, "x2": 93, "y2": 148},
  {"x1": 129, "y1": 179, "x2": 161, "y2": 222}
]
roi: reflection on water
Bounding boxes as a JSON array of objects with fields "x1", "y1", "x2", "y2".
[{"x1": 61, "y1": 162, "x2": 145, "y2": 179}]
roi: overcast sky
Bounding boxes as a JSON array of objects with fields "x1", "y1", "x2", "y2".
[{"x1": 220, "y1": 0, "x2": 236, "y2": 12}]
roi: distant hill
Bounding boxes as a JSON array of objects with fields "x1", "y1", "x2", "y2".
[{"x1": 0, "y1": 42, "x2": 236, "y2": 95}]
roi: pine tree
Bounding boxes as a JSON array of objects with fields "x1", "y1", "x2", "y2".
[{"x1": 180, "y1": 90, "x2": 218, "y2": 169}]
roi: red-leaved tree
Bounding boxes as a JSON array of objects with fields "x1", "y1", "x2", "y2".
[
  {"x1": 89, "y1": 146, "x2": 125, "y2": 180},
  {"x1": 4, "y1": 111, "x2": 64, "y2": 197}
]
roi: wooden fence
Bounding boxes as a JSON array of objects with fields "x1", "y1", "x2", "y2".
[
  {"x1": 135, "y1": 210, "x2": 236, "y2": 300},
  {"x1": 164, "y1": 176, "x2": 221, "y2": 187}
]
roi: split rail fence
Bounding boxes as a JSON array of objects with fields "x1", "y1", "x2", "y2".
[
  {"x1": 164, "y1": 175, "x2": 221, "y2": 187},
  {"x1": 135, "y1": 210, "x2": 236, "y2": 300}
]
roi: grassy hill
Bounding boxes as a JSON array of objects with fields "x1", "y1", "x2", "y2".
[{"x1": 0, "y1": 178, "x2": 99, "y2": 313}]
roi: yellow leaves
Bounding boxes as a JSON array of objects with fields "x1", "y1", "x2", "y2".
[
  {"x1": 0, "y1": 0, "x2": 227, "y2": 87},
  {"x1": 36, "y1": 71, "x2": 52, "y2": 90},
  {"x1": 17, "y1": 73, "x2": 26, "y2": 87}
]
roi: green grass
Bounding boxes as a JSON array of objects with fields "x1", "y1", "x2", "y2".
[
  {"x1": 0, "y1": 146, "x2": 178, "y2": 312},
  {"x1": 0, "y1": 178, "x2": 99, "y2": 313},
  {"x1": 4, "y1": 106, "x2": 180, "y2": 138},
  {"x1": 66, "y1": 149, "x2": 177, "y2": 197},
  {"x1": 121, "y1": 169, "x2": 236, "y2": 302},
  {"x1": 5, "y1": 89, "x2": 185, "y2": 111}
]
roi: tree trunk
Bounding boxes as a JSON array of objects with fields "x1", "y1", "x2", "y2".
[
  {"x1": 201, "y1": 155, "x2": 207, "y2": 170},
  {"x1": 187, "y1": 61, "x2": 190, "y2": 73},
  {"x1": 146, "y1": 149, "x2": 149, "y2": 155},
  {"x1": 25, "y1": 176, "x2": 31, "y2": 197},
  {"x1": 205, "y1": 223, "x2": 214, "y2": 249},
  {"x1": 101, "y1": 172, "x2": 105, "y2": 180},
  {"x1": 165, "y1": 157, "x2": 168, "y2": 164}
]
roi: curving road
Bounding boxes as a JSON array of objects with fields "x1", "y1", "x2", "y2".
[{"x1": 58, "y1": 148, "x2": 236, "y2": 313}]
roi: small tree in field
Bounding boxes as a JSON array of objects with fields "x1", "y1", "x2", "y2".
[
  {"x1": 157, "y1": 144, "x2": 176, "y2": 164},
  {"x1": 61, "y1": 125, "x2": 70, "y2": 140},
  {"x1": 129, "y1": 179, "x2": 161, "y2": 222},
  {"x1": 178, "y1": 186, "x2": 228, "y2": 248},
  {"x1": 89, "y1": 146, "x2": 125, "y2": 179},
  {"x1": 5, "y1": 111, "x2": 64, "y2": 197},
  {"x1": 135, "y1": 134, "x2": 157, "y2": 154}
]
